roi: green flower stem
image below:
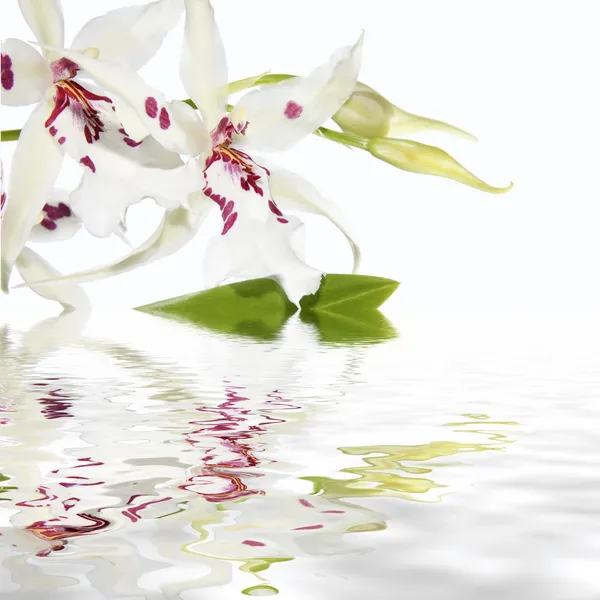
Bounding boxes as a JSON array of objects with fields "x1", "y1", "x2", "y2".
[
  {"x1": 314, "y1": 126, "x2": 369, "y2": 150},
  {"x1": 1, "y1": 129, "x2": 21, "y2": 142},
  {"x1": 227, "y1": 73, "x2": 295, "y2": 94}
]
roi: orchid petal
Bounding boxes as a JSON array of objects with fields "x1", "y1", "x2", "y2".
[
  {"x1": 16, "y1": 193, "x2": 212, "y2": 288},
  {"x1": 1, "y1": 94, "x2": 63, "y2": 292},
  {"x1": 0, "y1": 160, "x2": 5, "y2": 217},
  {"x1": 71, "y1": 0, "x2": 184, "y2": 72},
  {"x1": 203, "y1": 215, "x2": 323, "y2": 306},
  {"x1": 50, "y1": 47, "x2": 210, "y2": 156},
  {"x1": 17, "y1": 0, "x2": 64, "y2": 59},
  {"x1": 233, "y1": 34, "x2": 363, "y2": 153},
  {"x1": 67, "y1": 144, "x2": 201, "y2": 238},
  {"x1": 180, "y1": 0, "x2": 228, "y2": 130},
  {"x1": 202, "y1": 150, "x2": 322, "y2": 305},
  {"x1": 1, "y1": 39, "x2": 51, "y2": 106},
  {"x1": 267, "y1": 166, "x2": 361, "y2": 273},
  {"x1": 368, "y1": 137, "x2": 514, "y2": 194},
  {"x1": 15, "y1": 246, "x2": 90, "y2": 313},
  {"x1": 29, "y1": 190, "x2": 81, "y2": 242}
]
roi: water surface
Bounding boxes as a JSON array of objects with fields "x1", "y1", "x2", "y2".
[{"x1": 1, "y1": 310, "x2": 599, "y2": 599}]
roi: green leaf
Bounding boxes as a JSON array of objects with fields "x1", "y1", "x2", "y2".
[
  {"x1": 301, "y1": 309, "x2": 397, "y2": 344},
  {"x1": 300, "y1": 274, "x2": 400, "y2": 314},
  {"x1": 135, "y1": 274, "x2": 400, "y2": 340},
  {"x1": 136, "y1": 278, "x2": 297, "y2": 341}
]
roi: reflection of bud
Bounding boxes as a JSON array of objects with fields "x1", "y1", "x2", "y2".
[
  {"x1": 367, "y1": 137, "x2": 513, "y2": 194},
  {"x1": 333, "y1": 83, "x2": 477, "y2": 141}
]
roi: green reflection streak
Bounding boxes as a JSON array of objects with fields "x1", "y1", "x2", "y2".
[
  {"x1": 242, "y1": 584, "x2": 280, "y2": 596},
  {"x1": 240, "y1": 557, "x2": 293, "y2": 575},
  {"x1": 0, "y1": 473, "x2": 17, "y2": 502},
  {"x1": 302, "y1": 414, "x2": 517, "y2": 503}
]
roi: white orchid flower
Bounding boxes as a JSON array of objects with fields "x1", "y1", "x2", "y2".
[
  {"x1": 28, "y1": 0, "x2": 363, "y2": 306},
  {"x1": 0, "y1": 0, "x2": 190, "y2": 292}
]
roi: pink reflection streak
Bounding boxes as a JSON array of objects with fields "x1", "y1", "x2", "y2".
[
  {"x1": 34, "y1": 378, "x2": 75, "y2": 420},
  {"x1": 179, "y1": 382, "x2": 300, "y2": 503},
  {"x1": 122, "y1": 497, "x2": 172, "y2": 523}
]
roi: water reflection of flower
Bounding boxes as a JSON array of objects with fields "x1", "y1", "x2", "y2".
[{"x1": 0, "y1": 312, "x2": 519, "y2": 598}]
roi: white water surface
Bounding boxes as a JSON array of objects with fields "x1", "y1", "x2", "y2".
[{"x1": 1, "y1": 309, "x2": 599, "y2": 599}]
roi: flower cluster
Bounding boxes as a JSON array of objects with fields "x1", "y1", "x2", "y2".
[{"x1": 0, "y1": 0, "x2": 511, "y2": 311}]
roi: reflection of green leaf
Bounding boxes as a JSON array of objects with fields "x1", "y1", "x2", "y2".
[
  {"x1": 301, "y1": 309, "x2": 397, "y2": 344},
  {"x1": 300, "y1": 274, "x2": 399, "y2": 313},
  {"x1": 0, "y1": 473, "x2": 16, "y2": 501},
  {"x1": 302, "y1": 439, "x2": 509, "y2": 503},
  {"x1": 137, "y1": 278, "x2": 297, "y2": 341}
]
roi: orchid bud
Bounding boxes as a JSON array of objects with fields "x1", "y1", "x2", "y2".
[
  {"x1": 367, "y1": 137, "x2": 513, "y2": 194},
  {"x1": 334, "y1": 83, "x2": 477, "y2": 142}
]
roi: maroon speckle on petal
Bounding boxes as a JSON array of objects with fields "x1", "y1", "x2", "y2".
[
  {"x1": 242, "y1": 540, "x2": 266, "y2": 547},
  {"x1": 277, "y1": 217, "x2": 289, "y2": 224},
  {"x1": 1, "y1": 54, "x2": 11, "y2": 71},
  {"x1": 49, "y1": 127, "x2": 58, "y2": 136},
  {"x1": 58, "y1": 137, "x2": 66, "y2": 145},
  {"x1": 284, "y1": 100, "x2": 303, "y2": 120},
  {"x1": 322, "y1": 510, "x2": 345, "y2": 514},
  {"x1": 293, "y1": 524, "x2": 324, "y2": 531},
  {"x1": 145, "y1": 97, "x2": 158, "y2": 118},
  {"x1": 41, "y1": 218, "x2": 58, "y2": 231},
  {"x1": 1, "y1": 54, "x2": 14, "y2": 90},
  {"x1": 159, "y1": 107, "x2": 171, "y2": 130},
  {"x1": 299, "y1": 499, "x2": 315, "y2": 508},
  {"x1": 1, "y1": 69, "x2": 14, "y2": 91},
  {"x1": 221, "y1": 212, "x2": 238, "y2": 235},
  {"x1": 124, "y1": 137, "x2": 142, "y2": 147},
  {"x1": 222, "y1": 200, "x2": 234, "y2": 221},
  {"x1": 268, "y1": 200, "x2": 283, "y2": 217},
  {"x1": 79, "y1": 156, "x2": 96, "y2": 173}
]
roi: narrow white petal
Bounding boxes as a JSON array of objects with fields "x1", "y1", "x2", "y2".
[
  {"x1": 16, "y1": 193, "x2": 212, "y2": 288},
  {"x1": 15, "y1": 247, "x2": 90, "y2": 313},
  {"x1": 267, "y1": 166, "x2": 361, "y2": 272},
  {"x1": 181, "y1": 0, "x2": 228, "y2": 130},
  {"x1": 50, "y1": 47, "x2": 210, "y2": 156},
  {"x1": 1, "y1": 95, "x2": 63, "y2": 292},
  {"x1": 1, "y1": 39, "x2": 51, "y2": 106},
  {"x1": 17, "y1": 0, "x2": 64, "y2": 57},
  {"x1": 233, "y1": 34, "x2": 363, "y2": 153},
  {"x1": 71, "y1": 0, "x2": 184, "y2": 72}
]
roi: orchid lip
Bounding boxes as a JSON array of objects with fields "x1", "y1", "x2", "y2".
[{"x1": 45, "y1": 80, "x2": 113, "y2": 148}]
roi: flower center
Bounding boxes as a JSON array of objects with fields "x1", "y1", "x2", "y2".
[
  {"x1": 50, "y1": 57, "x2": 81, "y2": 83},
  {"x1": 203, "y1": 117, "x2": 288, "y2": 236},
  {"x1": 46, "y1": 80, "x2": 113, "y2": 146},
  {"x1": 211, "y1": 116, "x2": 249, "y2": 149}
]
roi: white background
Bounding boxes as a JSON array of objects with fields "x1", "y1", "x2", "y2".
[{"x1": 1, "y1": 0, "x2": 599, "y2": 315}]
